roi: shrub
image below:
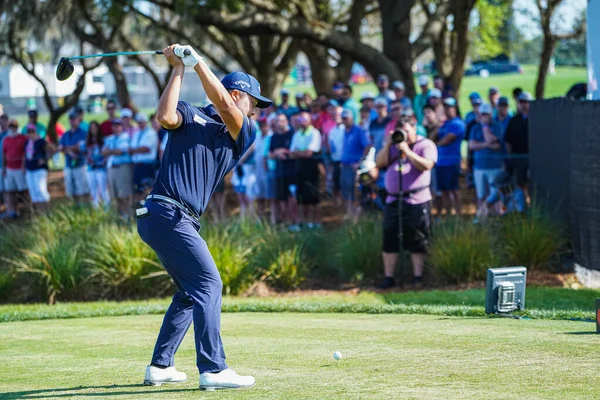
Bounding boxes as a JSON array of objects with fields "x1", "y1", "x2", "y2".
[
  {"x1": 499, "y1": 206, "x2": 566, "y2": 271},
  {"x1": 429, "y1": 218, "x2": 498, "y2": 284},
  {"x1": 5, "y1": 237, "x2": 88, "y2": 304},
  {"x1": 204, "y1": 226, "x2": 258, "y2": 295},
  {"x1": 0, "y1": 270, "x2": 15, "y2": 301},
  {"x1": 327, "y1": 218, "x2": 383, "y2": 281},
  {"x1": 85, "y1": 225, "x2": 168, "y2": 298}
]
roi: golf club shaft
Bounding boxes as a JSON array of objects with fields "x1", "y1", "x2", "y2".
[
  {"x1": 67, "y1": 51, "x2": 162, "y2": 61},
  {"x1": 67, "y1": 48, "x2": 191, "y2": 61}
]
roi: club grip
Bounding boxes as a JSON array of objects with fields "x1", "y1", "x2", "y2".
[{"x1": 155, "y1": 49, "x2": 191, "y2": 55}]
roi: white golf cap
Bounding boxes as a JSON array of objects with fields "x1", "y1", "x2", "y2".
[
  {"x1": 480, "y1": 103, "x2": 493, "y2": 115},
  {"x1": 392, "y1": 81, "x2": 405, "y2": 90},
  {"x1": 135, "y1": 112, "x2": 148, "y2": 122},
  {"x1": 418, "y1": 76, "x2": 429, "y2": 86},
  {"x1": 361, "y1": 92, "x2": 375, "y2": 101},
  {"x1": 120, "y1": 108, "x2": 133, "y2": 118},
  {"x1": 429, "y1": 88, "x2": 442, "y2": 99},
  {"x1": 374, "y1": 98, "x2": 388, "y2": 107}
]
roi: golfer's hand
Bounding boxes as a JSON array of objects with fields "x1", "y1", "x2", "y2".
[
  {"x1": 163, "y1": 45, "x2": 184, "y2": 68},
  {"x1": 174, "y1": 45, "x2": 202, "y2": 68}
]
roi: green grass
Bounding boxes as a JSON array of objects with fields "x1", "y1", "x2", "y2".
[
  {"x1": 1, "y1": 286, "x2": 597, "y2": 323},
  {"x1": 0, "y1": 312, "x2": 597, "y2": 399}
]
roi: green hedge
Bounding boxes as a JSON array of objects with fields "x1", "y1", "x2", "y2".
[{"x1": 0, "y1": 206, "x2": 567, "y2": 304}]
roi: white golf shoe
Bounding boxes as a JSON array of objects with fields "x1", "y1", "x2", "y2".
[
  {"x1": 143, "y1": 365, "x2": 187, "y2": 386},
  {"x1": 199, "y1": 368, "x2": 255, "y2": 391}
]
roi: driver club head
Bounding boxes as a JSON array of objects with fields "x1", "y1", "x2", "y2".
[{"x1": 56, "y1": 57, "x2": 75, "y2": 81}]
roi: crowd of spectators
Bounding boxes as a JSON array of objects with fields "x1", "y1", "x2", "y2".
[{"x1": 0, "y1": 74, "x2": 532, "y2": 287}]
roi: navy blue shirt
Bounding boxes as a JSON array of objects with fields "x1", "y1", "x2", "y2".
[
  {"x1": 269, "y1": 130, "x2": 295, "y2": 177},
  {"x1": 152, "y1": 101, "x2": 256, "y2": 219},
  {"x1": 25, "y1": 138, "x2": 48, "y2": 171},
  {"x1": 59, "y1": 128, "x2": 87, "y2": 168}
]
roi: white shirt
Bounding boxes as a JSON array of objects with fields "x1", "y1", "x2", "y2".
[
  {"x1": 131, "y1": 127, "x2": 158, "y2": 164},
  {"x1": 290, "y1": 126, "x2": 321, "y2": 153},
  {"x1": 328, "y1": 125, "x2": 345, "y2": 162}
]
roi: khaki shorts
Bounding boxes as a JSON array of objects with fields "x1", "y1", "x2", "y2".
[
  {"x1": 4, "y1": 168, "x2": 27, "y2": 192},
  {"x1": 108, "y1": 164, "x2": 133, "y2": 199},
  {"x1": 64, "y1": 166, "x2": 89, "y2": 197}
]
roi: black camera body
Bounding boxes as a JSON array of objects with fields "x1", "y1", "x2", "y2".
[{"x1": 391, "y1": 129, "x2": 407, "y2": 144}]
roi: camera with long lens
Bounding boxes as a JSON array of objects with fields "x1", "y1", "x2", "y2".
[{"x1": 391, "y1": 128, "x2": 407, "y2": 144}]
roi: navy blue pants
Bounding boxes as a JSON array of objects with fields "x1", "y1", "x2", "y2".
[{"x1": 137, "y1": 200, "x2": 227, "y2": 374}]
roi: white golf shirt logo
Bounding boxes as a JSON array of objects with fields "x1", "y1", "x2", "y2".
[{"x1": 234, "y1": 80, "x2": 251, "y2": 89}]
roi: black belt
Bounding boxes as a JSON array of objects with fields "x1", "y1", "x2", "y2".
[{"x1": 145, "y1": 194, "x2": 201, "y2": 226}]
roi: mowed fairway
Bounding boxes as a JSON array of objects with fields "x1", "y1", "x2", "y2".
[{"x1": 0, "y1": 313, "x2": 597, "y2": 400}]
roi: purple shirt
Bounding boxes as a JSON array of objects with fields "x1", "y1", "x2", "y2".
[{"x1": 385, "y1": 136, "x2": 438, "y2": 205}]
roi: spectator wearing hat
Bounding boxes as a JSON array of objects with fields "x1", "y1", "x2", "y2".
[
  {"x1": 427, "y1": 89, "x2": 446, "y2": 124},
  {"x1": 295, "y1": 92, "x2": 308, "y2": 112},
  {"x1": 327, "y1": 106, "x2": 345, "y2": 205},
  {"x1": 503, "y1": 92, "x2": 532, "y2": 212},
  {"x1": 495, "y1": 97, "x2": 512, "y2": 135},
  {"x1": 277, "y1": 89, "x2": 299, "y2": 119},
  {"x1": 269, "y1": 113, "x2": 298, "y2": 228},
  {"x1": 290, "y1": 111, "x2": 322, "y2": 229},
  {"x1": 100, "y1": 100, "x2": 119, "y2": 137},
  {"x1": 2, "y1": 120, "x2": 27, "y2": 218},
  {"x1": 120, "y1": 108, "x2": 138, "y2": 138},
  {"x1": 339, "y1": 84, "x2": 360, "y2": 122},
  {"x1": 360, "y1": 92, "x2": 378, "y2": 122},
  {"x1": 59, "y1": 111, "x2": 89, "y2": 202},
  {"x1": 24, "y1": 123, "x2": 52, "y2": 212},
  {"x1": 369, "y1": 98, "x2": 393, "y2": 153},
  {"x1": 255, "y1": 117, "x2": 277, "y2": 225},
  {"x1": 468, "y1": 103, "x2": 504, "y2": 223},
  {"x1": 436, "y1": 98, "x2": 465, "y2": 217},
  {"x1": 75, "y1": 106, "x2": 89, "y2": 133},
  {"x1": 414, "y1": 75, "x2": 431, "y2": 124},
  {"x1": 102, "y1": 118, "x2": 133, "y2": 220},
  {"x1": 391, "y1": 81, "x2": 412, "y2": 111},
  {"x1": 488, "y1": 86, "x2": 500, "y2": 117},
  {"x1": 375, "y1": 74, "x2": 395, "y2": 106},
  {"x1": 21, "y1": 110, "x2": 47, "y2": 139},
  {"x1": 86, "y1": 121, "x2": 110, "y2": 209},
  {"x1": 130, "y1": 112, "x2": 159, "y2": 204},
  {"x1": 358, "y1": 106, "x2": 371, "y2": 132},
  {"x1": 332, "y1": 82, "x2": 345, "y2": 104},
  {"x1": 339, "y1": 109, "x2": 371, "y2": 220},
  {"x1": 433, "y1": 76, "x2": 446, "y2": 95},
  {"x1": 465, "y1": 93, "x2": 482, "y2": 127}
]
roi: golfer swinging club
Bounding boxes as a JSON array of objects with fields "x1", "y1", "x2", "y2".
[{"x1": 137, "y1": 44, "x2": 272, "y2": 391}]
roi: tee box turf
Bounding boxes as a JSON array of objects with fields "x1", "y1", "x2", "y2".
[{"x1": 485, "y1": 267, "x2": 527, "y2": 314}]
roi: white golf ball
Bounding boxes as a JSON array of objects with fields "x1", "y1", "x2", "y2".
[{"x1": 333, "y1": 351, "x2": 343, "y2": 360}]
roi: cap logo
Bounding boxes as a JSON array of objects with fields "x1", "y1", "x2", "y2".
[{"x1": 234, "y1": 80, "x2": 251, "y2": 89}]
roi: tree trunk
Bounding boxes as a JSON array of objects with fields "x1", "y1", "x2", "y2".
[
  {"x1": 47, "y1": 113, "x2": 60, "y2": 144},
  {"x1": 379, "y1": 0, "x2": 417, "y2": 98},
  {"x1": 447, "y1": 0, "x2": 476, "y2": 95},
  {"x1": 536, "y1": 35, "x2": 555, "y2": 99},
  {"x1": 302, "y1": 42, "x2": 337, "y2": 95},
  {"x1": 105, "y1": 57, "x2": 132, "y2": 108}
]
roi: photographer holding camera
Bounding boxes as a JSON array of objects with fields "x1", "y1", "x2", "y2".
[{"x1": 376, "y1": 112, "x2": 438, "y2": 289}]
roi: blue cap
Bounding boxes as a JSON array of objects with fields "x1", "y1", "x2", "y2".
[
  {"x1": 327, "y1": 99, "x2": 339, "y2": 107},
  {"x1": 111, "y1": 118, "x2": 123, "y2": 125},
  {"x1": 280, "y1": 89, "x2": 290, "y2": 96},
  {"x1": 332, "y1": 82, "x2": 344, "y2": 90},
  {"x1": 221, "y1": 72, "x2": 273, "y2": 109},
  {"x1": 443, "y1": 97, "x2": 457, "y2": 107},
  {"x1": 472, "y1": 97, "x2": 482, "y2": 105},
  {"x1": 68, "y1": 111, "x2": 78, "y2": 119},
  {"x1": 498, "y1": 96, "x2": 509, "y2": 106},
  {"x1": 469, "y1": 92, "x2": 481, "y2": 100},
  {"x1": 341, "y1": 109, "x2": 353, "y2": 119},
  {"x1": 489, "y1": 86, "x2": 500, "y2": 94}
]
